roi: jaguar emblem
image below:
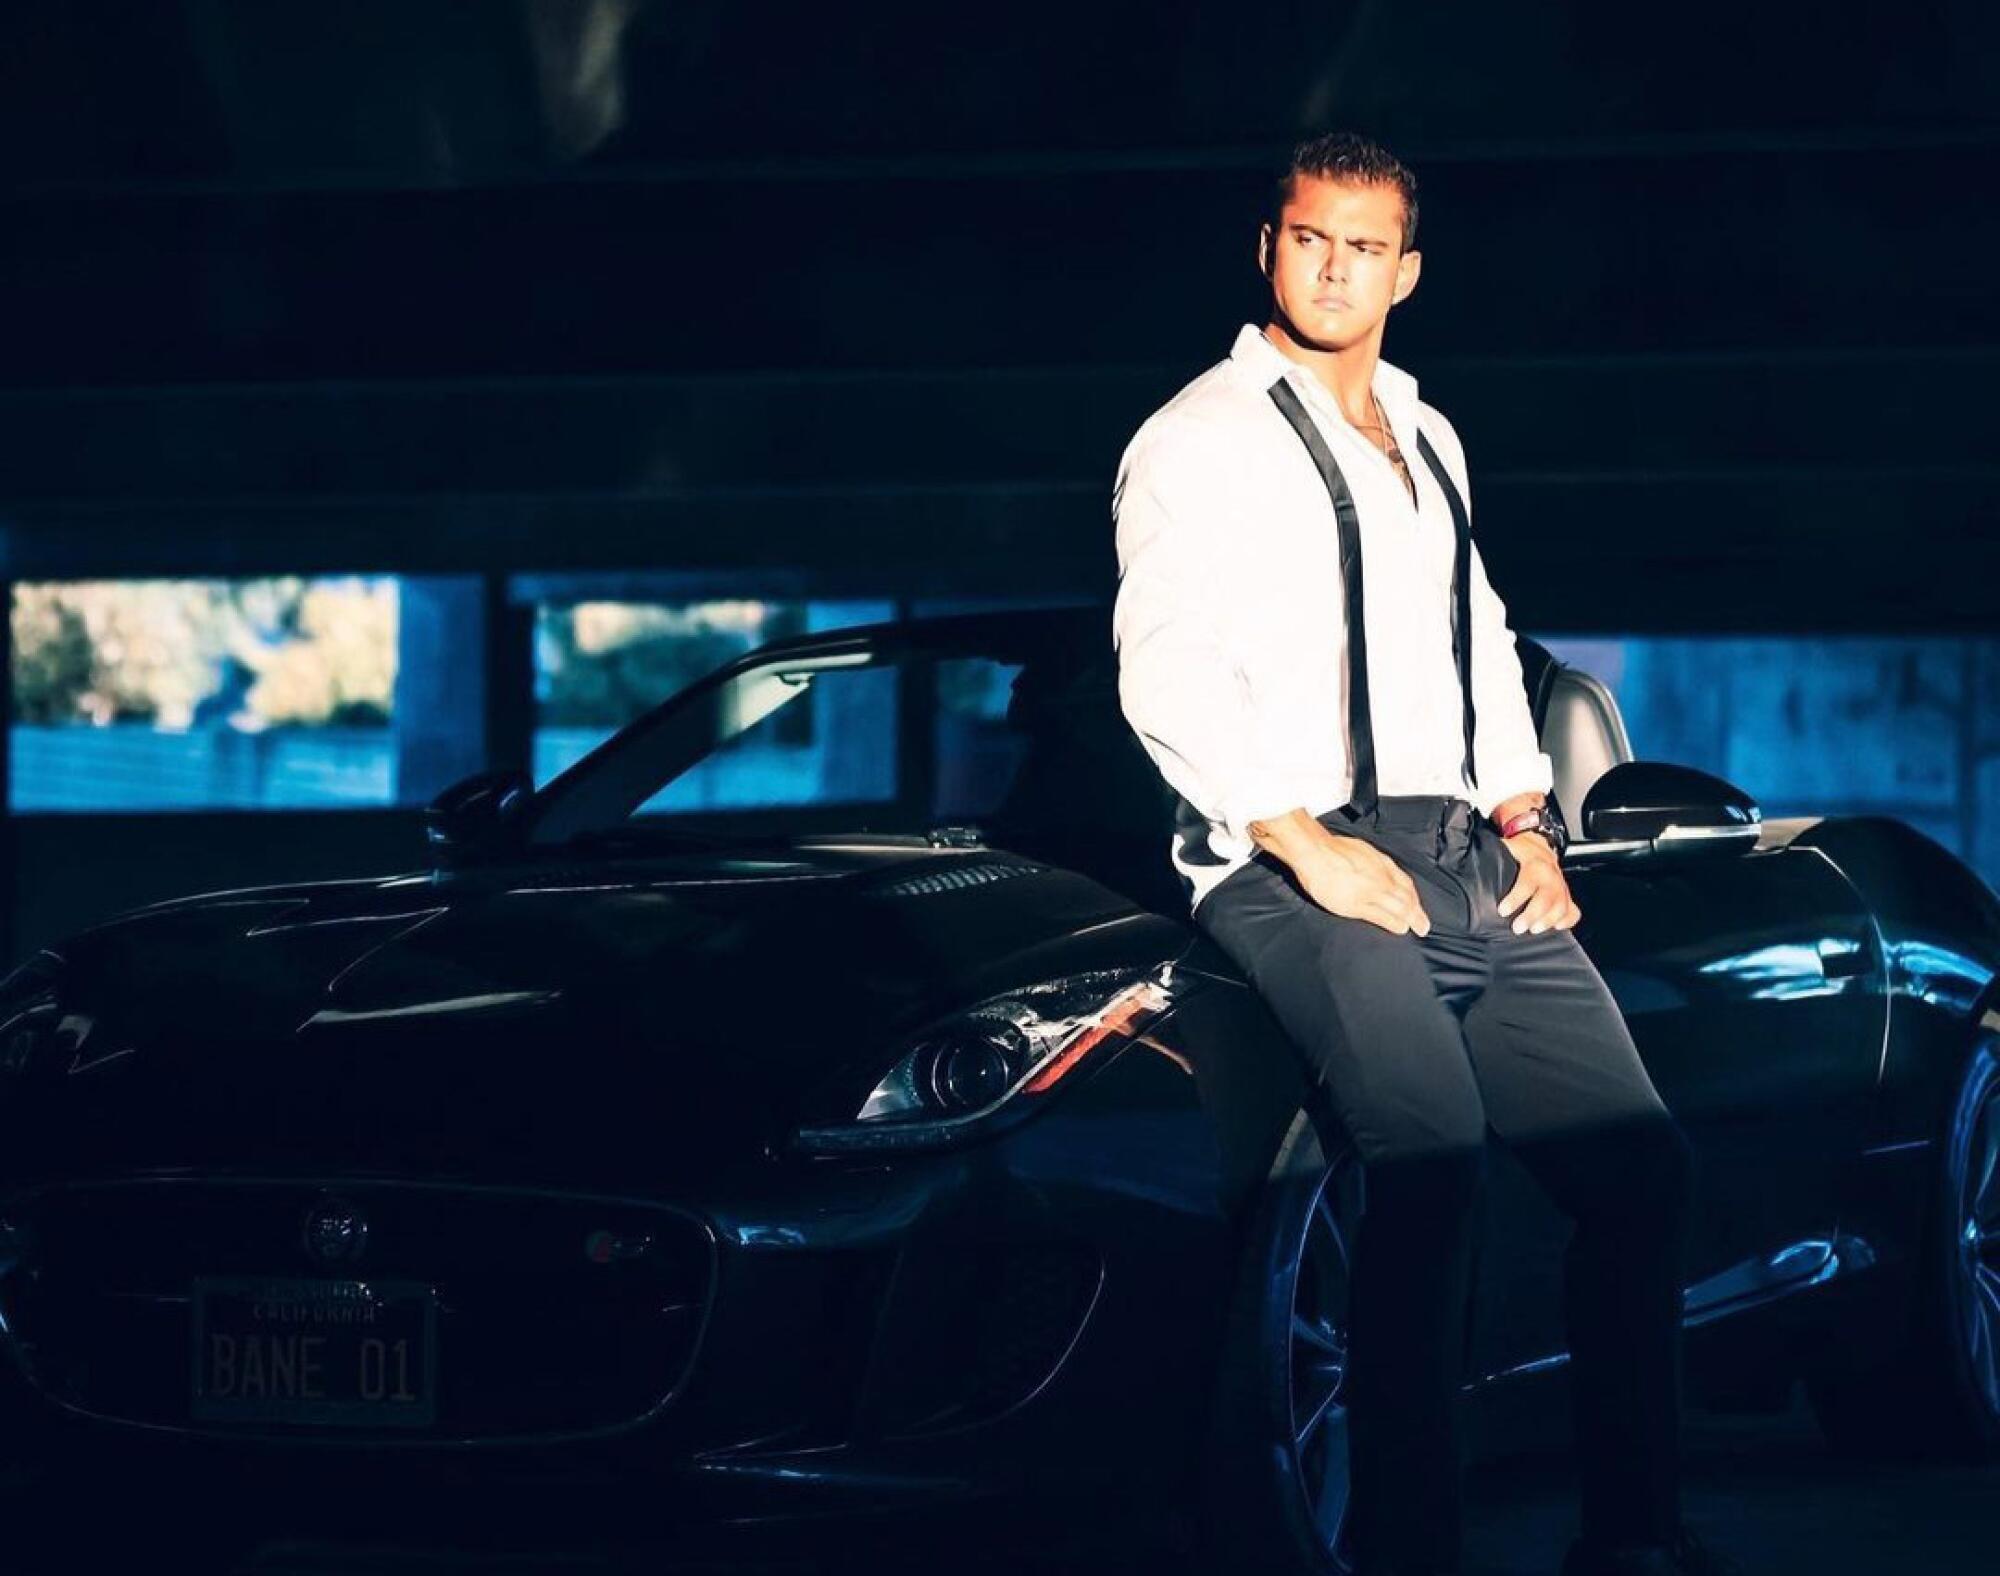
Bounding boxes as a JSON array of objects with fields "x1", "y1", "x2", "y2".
[{"x1": 302, "y1": 1196, "x2": 369, "y2": 1265}]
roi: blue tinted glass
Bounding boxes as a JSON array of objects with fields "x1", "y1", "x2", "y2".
[
  {"x1": 530, "y1": 595, "x2": 895, "y2": 796},
  {"x1": 934, "y1": 657, "x2": 1026, "y2": 820},
  {"x1": 636, "y1": 662, "x2": 900, "y2": 814},
  {"x1": 6, "y1": 576, "x2": 477, "y2": 811},
  {"x1": 1537, "y1": 634, "x2": 2000, "y2": 893}
]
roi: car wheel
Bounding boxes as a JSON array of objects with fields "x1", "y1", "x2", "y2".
[
  {"x1": 1809, "y1": 1035, "x2": 2000, "y2": 1458},
  {"x1": 1186, "y1": 1105, "x2": 1362, "y2": 1576}
]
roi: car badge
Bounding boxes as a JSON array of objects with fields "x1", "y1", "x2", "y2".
[{"x1": 302, "y1": 1196, "x2": 370, "y2": 1265}]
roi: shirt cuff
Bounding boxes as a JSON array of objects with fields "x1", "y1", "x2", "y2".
[
  {"x1": 1216, "y1": 778, "x2": 1308, "y2": 849},
  {"x1": 1470, "y1": 751, "x2": 1555, "y2": 820}
]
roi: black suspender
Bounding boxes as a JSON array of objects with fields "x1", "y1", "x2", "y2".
[
  {"x1": 1267, "y1": 379, "x2": 1378, "y2": 813},
  {"x1": 1415, "y1": 431, "x2": 1479, "y2": 795},
  {"x1": 1265, "y1": 378, "x2": 1480, "y2": 814}
]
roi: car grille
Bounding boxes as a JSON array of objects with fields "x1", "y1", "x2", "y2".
[{"x1": 0, "y1": 1178, "x2": 713, "y2": 1442}]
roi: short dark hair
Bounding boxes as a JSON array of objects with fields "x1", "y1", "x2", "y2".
[{"x1": 1270, "y1": 131, "x2": 1419, "y2": 252}]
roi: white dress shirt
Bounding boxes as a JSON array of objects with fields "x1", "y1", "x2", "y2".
[{"x1": 1111, "y1": 323, "x2": 1554, "y2": 913}]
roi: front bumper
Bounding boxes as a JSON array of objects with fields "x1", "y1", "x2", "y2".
[{"x1": 0, "y1": 1030, "x2": 1240, "y2": 1533}]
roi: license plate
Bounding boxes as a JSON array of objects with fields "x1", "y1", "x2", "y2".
[{"x1": 191, "y1": 1276, "x2": 437, "y2": 1427}]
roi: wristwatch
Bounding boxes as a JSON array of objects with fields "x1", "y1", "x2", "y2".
[{"x1": 1497, "y1": 798, "x2": 1570, "y2": 860}]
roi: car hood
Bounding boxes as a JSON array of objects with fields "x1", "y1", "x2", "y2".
[{"x1": 2, "y1": 844, "x2": 1183, "y2": 1190}]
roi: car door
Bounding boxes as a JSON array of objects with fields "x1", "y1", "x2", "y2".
[{"x1": 1467, "y1": 829, "x2": 1885, "y2": 1382}]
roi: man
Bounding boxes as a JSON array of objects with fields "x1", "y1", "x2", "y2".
[{"x1": 1110, "y1": 133, "x2": 1733, "y2": 1576}]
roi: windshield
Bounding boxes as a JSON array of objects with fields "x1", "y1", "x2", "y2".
[{"x1": 527, "y1": 643, "x2": 1035, "y2": 848}]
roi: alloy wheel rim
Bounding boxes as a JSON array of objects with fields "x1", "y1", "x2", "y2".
[
  {"x1": 1287, "y1": 1148, "x2": 1360, "y2": 1567},
  {"x1": 1957, "y1": 1062, "x2": 2000, "y2": 1419}
]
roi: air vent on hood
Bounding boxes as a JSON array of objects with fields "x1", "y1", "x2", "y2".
[{"x1": 869, "y1": 860, "x2": 1040, "y2": 899}]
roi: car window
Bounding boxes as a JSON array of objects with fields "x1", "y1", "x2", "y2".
[
  {"x1": 633, "y1": 660, "x2": 900, "y2": 815},
  {"x1": 526, "y1": 621, "x2": 1119, "y2": 850},
  {"x1": 932, "y1": 657, "x2": 1027, "y2": 822}
]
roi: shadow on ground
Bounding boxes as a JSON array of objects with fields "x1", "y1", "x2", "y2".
[{"x1": 4, "y1": 1395, "x2": 1992, "y2": 1573}]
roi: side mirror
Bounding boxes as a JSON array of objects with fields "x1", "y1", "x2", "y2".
[
  {"x1": 1580, "y1": 761, "x2": 1761, "y2": 857},
  {"x1": 424, "y1": 769, "x2": 533, "y2": 864}
]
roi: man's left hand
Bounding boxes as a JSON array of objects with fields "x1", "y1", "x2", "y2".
[{"x1": 1497, "y1": 834, "x2": 1580, "y2": 935}]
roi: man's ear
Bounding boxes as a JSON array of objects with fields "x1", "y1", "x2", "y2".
[
  {"x1": 1391, "y1": 246, "x2": 1422, "y2": 305},
  {"x1": 1256, "y1": 222, "x2": 1273, "y2": 280}
]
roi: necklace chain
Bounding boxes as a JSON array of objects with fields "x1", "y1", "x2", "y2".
[{"x1": 1354, "y1": 390, "x2": 1417, "y2": 503}]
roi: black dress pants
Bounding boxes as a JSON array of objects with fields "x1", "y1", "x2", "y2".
[{"x1": 1194, "y1": 795, "x2": 1693, "y2": 1573}]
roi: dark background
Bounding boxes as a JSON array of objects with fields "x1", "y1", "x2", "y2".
[{"x1": 0, "y1": 0, "x2": 1994, "y2": 958}]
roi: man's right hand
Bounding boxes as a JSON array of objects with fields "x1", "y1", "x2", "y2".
[{"x1": 1246, "y1": 808, "x2": 1433, "y2": 937}]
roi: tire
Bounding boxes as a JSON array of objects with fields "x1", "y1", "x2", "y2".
[
  {"x1": 1808, "y1": 1035, "x2": 2000, "y2": 1458},
  {"x1": 1185, "y1": 1106, "x2": 1362, "y2": 1576}
]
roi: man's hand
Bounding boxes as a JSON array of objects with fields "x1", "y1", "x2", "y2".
[
  {"x1": 1294, "y1": 835, "x2": 1434, "y2": 936},
  {"x1": 1497, "y1": 833, "x2": 1579, "y2": 935},
  {"x1": 1247, "y1": 809, "x2": 1432, "y2": 937}
]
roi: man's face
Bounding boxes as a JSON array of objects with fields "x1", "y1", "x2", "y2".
[{"x1": 1259, "y1": 174, "x2": 1421, "y2": 352}]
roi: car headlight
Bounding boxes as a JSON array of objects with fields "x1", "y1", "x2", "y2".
[{"x1": 790, "y1": 963, "x2": 1189, "y2": 1154}]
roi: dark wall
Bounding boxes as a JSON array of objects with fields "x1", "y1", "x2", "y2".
[
  {"x1": 0, "y1": 0, "x2": 1994, "y2": 955},
  {"x1": 0, "y1": 2, "x2": 1993, "y2": 627}
]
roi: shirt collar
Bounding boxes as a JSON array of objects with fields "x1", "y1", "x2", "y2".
[{"x1": 1228, "y1": 321, "x2": 1422, "y2": 440}]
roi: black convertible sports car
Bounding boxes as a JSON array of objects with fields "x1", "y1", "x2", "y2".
[{"x1": 0, "y1": 605, "x2": 1996, "y2": 1572}]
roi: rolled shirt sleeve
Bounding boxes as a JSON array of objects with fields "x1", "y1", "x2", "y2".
[
  {"x1": 1465, "y1": 538, "x2": 1555, "y2": 816},
  {"x1": 1111, "y1": 419, "x2": 1305, "y2": 847},
  {"x1": 1419, "y1": 411, "x2": 1554, "y2": 819}
]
